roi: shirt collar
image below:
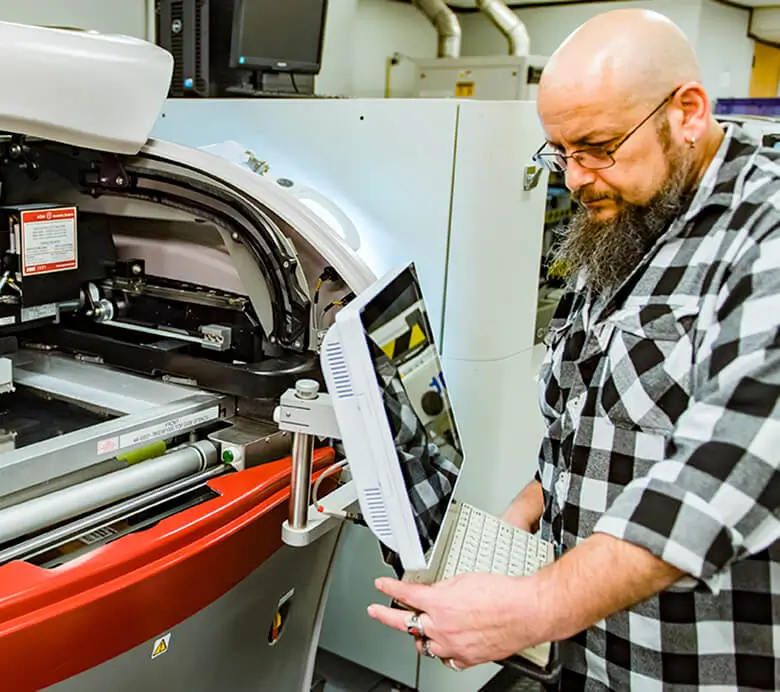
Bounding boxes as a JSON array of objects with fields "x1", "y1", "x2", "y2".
[{"x1": 682, "y1": 122, "x2": 762, "y2": 223}]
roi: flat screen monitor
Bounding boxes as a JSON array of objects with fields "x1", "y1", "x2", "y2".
[
  {"x1": 230, "y1": 0, "x2": 328, "y2": 74},
  {"x1": 320, "y1": 263, "x2": 465, "y2": 571}
]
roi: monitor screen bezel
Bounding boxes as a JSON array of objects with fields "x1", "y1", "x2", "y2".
[
  {"x1": 325, "y1": 262, "x2": 465, "y2": 572},
  {"x1": 228, "y1": 0, "x2": 329, "y2": 74}
]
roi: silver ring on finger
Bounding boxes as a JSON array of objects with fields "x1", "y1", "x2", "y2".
[
  {"x1": 405, "y1": 612, "x2": 425, "y2": 639},
  {"x1": 421, "y1": 637, "x2": 437, "y2": 659}
]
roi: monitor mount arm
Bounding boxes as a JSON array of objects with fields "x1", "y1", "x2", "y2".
[{"x1": 274, "y1": 379, "x2": 358, "y2": 548}]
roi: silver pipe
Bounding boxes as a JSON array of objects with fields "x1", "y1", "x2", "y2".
[
  {"x1": 0, "y1": 465, "x2": 226, "y2": 565},
  {"x1": 0, "y1": 440, "x2": 218, "y2": 545},
  {"x1": 476, "y1": 0, "x2": 530, "y2": 56},
  {"x1": 289, "y1": 432, "x2": 315, "y2": 529},
  {"x1": 413, "y1": 0, "x2": 462, "y2": 59}
]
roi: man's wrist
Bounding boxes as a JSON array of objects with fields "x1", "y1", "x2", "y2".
[{"x1": 521, "y1": 534, "x2": 686, "y2": 646}]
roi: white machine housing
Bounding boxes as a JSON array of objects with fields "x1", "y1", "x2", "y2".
[
  {"x1": 0, "y1": 21, "x2": 377, "y2": 692},
  {"x1": 414, "y1": 54, "x2": 548, "y2": 100},
  {"x1": 153, "y1": 94, "x2": 551, "y2": 692},
  {"x1": 0, "y1": 22, "x2": 173, "y2": 154}
]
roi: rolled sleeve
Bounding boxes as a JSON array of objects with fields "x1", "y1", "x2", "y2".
[
  {"x1": 596, "y1": 228, "x2": 780, "y2": 589},
  {"x1": 593, "y1": 473, "x2": 745, "y2": 586}
]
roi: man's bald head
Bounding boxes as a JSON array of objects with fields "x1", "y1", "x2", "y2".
[
  {"x1": 537, "y1": 9, "x2": 723, "y2": 296},
  {"x1": 540, "y1": 9, "x2": 700, "y2": 108}
]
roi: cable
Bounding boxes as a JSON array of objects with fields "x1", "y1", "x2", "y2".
[
  {"x1": 313, "y1": 267, "x2": 341, "y2": 331},
  {"x1": 323, "y1": 291, "x2": 356, "y2": 314},
  {"x1": 312, "y1": 459, "x2": 348, "y2": 507},
  {"x1": 290, "y1": 72, "x2": 300, "y2": 94},
  {"x1": 312, "y1": 460, "x2": 368, "y2": 527}
]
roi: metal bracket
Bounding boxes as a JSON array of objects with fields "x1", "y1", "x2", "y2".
[
  {"x1": 523, "y1": 164, "x2": 543, "y2": 191},
  {"x1": 281, "y1": 481, "x2": 357, "y2": 548},
  {"x1": 81, "y1": 154, "x2": 132, "y2": 193},
  {"x1": 273, "y1": 379, "x2": 346, "y2": 548}
]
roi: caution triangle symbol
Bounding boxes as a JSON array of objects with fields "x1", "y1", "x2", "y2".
[
  {"x1": 409, "y1": 324, "x2": 426, "y2": 350},
  {"x1": 153, "y1": 639, "x2": 167, "y2": 657}
]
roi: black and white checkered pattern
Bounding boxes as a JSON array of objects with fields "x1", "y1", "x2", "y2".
[
  {"x1": 373, "y1": 347, "x2": 460, "y2": 553},
  {"x1": 537, "y1": 124, "x2": 780, "y2": 690}
]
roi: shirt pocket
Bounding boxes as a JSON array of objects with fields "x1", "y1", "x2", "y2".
[{"x1": 598, "y1": 303, "x2": 698, "y2": 434}]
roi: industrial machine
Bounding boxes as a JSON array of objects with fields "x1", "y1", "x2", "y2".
[
  {"x1": 0, "y1": 21, "x2": 374, "y2": 692},
  {"x1": 414, "y1": 54, "x2": 548, "y2": 101},
  {"x1": 154, "y1": 91, "x2": 551, "y2": 690}
]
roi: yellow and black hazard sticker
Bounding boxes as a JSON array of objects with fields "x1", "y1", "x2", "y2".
[
  {"x1": 455, "y1": 81, "x2": 475, "y2": 97},
  {"x1": 381, "y1": 312, "x2": 429, "y2": 361}
]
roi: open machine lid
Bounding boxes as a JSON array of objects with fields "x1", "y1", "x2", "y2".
[{"x1": 0, "y1": 22, "x2": 172, "y2": 155}]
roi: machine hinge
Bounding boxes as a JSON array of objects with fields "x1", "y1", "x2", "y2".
[{"x1": 80, "y1": 154, "x2": 132, "y2": 193}]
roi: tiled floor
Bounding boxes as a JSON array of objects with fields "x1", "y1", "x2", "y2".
[{"x1": 313, "y1": 649, "x2": 541, "y2": 692}]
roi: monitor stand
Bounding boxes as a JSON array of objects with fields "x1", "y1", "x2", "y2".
[{"x1": 225, "y1": 69, "x2": 316, "y2": 98}]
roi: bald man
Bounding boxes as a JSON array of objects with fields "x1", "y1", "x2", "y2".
[{"x1": 366, "y1": 8, "x2": 780, "y2": 690}]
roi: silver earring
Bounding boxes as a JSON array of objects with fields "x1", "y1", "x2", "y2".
[{"x1": 687, "y1": 137, "x2": 696, "y2": 148}]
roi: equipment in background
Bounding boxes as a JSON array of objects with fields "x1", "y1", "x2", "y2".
[
  {"x1": 413, "y1": 54, "x2": 548, "y2": 101},
  {"x1": 156, "y1": 0, "x2": 329, "y2": 98}
]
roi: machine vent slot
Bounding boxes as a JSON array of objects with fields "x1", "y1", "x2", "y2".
[
  {"x1": 195, "y1": 0, "x2": 207, "y2": 93},
  {"x1": 324, "y1": 342, "x2": 354, "y2": 399},
  {"x1": 171, "y1": 0, "x2": 183, "y2": 91},
  {"x1": 364, "y1": 487, "x2": 393, "y2": 539}
]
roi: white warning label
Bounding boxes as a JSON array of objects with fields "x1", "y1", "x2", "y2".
[
  {"x1": 119, "y1": 406, "x2": 221, "y2": 450},
  {"x1": 21, "y1": 207, "x2": 78, "y2": 276}
]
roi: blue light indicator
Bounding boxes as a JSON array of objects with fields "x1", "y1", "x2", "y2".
[
  {"x1": 184, "y1": 77, "x2": 194, "y2": 88},
  {"x1": 239, "y1": 56, "x2": 245, "y2": 65}
]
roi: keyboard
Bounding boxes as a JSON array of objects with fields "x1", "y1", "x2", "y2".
[
  {"x1": 440, "y1": 504, "x2": 554, "y2": 580},
  {"x1": 224, "y1": 86, "x2": 344, "y2": 99}
]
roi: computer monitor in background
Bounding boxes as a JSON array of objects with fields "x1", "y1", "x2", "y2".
[
  {"x1": 230, "y1": 0, "x2": 328, "y2": 75},
  {"x1": 229, "y1": 0, "x2": 328, "y2": 94},
  {"x1": 157, "y1": 0, "x2": 329, "y2": 97}
]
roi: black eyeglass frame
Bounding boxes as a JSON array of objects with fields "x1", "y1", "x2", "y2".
[{"x1": 533, "y1": 87, "x2": 681, "y2": 173}]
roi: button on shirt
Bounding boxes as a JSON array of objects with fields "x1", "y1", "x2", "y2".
[{"x1": 537, "y1": 124, "x2": 780, "y2": 690}]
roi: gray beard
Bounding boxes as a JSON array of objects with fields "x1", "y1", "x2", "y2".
[{"x1": 551, "y1": 139, "x2": 695, "y2": 297}]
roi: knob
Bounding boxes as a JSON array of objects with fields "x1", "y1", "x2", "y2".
[
  {"x1": 421, "y1": 390, "x2": 444, "y2": 417},
  {"x1": 295, "y1": 379, "x2": 320, "y2": 400}
]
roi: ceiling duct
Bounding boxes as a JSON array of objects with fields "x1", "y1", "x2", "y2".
[
  {"x1": 476, "y1": 0, "x2": 530, "y2": 56},
  {"x1": 413, "y1": 0, "x2": 462, "y2": 59}
]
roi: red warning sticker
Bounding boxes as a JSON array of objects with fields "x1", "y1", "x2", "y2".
[{"x1": 21, "y1": 207, "x2": 78, "y2": 276}]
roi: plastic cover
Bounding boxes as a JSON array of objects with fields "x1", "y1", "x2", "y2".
[{"x1": 0, "y1": 21, "x2": 172, "y2": 154}]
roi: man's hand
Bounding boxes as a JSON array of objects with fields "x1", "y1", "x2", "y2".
[
  {"x1": 367, "y1": 573, "x2": 544, "y2": 670},
  {"x1": 367, "y1": 535, "x2": 686, "y2": 671}
]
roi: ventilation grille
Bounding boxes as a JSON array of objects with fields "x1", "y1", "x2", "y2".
[
  {"x1": 324, "y1": 341, "x2": 354, "y2": 399},
  {"x1": 170, "y1": 0, "x2": 183, "y2": 91},
  {"x1": 195, "y1": 0, "x2": 207, "y2": 92},
  {"x1": 364, "y1": 487, "x2": 393, "y2": 540}
]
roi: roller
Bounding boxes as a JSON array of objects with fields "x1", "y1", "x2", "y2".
[{"x1": 0, "y1": 440, "x2": 218, "y2": 545}]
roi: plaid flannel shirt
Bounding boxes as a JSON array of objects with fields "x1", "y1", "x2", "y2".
[{"x1": 537, "y1": 123, "x2": 780, "y2": 690}]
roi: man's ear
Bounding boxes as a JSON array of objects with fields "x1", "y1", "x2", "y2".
[{"x1": 673, "y1": 81, "x2": 710, "y2": 144}]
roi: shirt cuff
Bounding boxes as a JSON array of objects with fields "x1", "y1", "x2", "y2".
[{"x1": 593, "y1": 476, "x2": 744, "y2": 592}]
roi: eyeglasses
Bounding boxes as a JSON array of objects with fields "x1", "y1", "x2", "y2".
[{"x1": 533, "y1": 87, "x2": 680, "y2": 174}]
